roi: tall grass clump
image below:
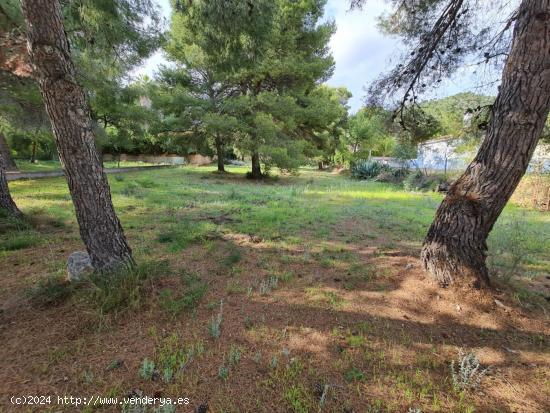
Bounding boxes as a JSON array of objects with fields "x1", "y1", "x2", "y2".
[{"x1": 84, "y1": 260, "x2": 170, "y2": 315}]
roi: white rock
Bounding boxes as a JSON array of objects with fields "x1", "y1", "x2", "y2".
[{"x1": 67, "y1": 251, "x2": 93, "y2": 282}]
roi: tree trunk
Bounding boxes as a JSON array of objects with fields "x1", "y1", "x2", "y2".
[
  {"x1": 30, "y1": 141, "x2": 37, "y2": 163},
  {"x1": 20, "y1": 0, "x2": 133, "y2": 271},
  {"x1": 421, "y1": 0, "x2": 550, "y2": 288},
  {"x1": 215, "y1": 136, "x2": 225, "y2": 172},
  {"x1": 318, "y1": 161, "x2": 324, "y2": 170},
  {"x1": 250, "y1": 150, "x2": 262, "y2": 179},
  {"x1": 0, "y1": 150, "x2": 23, "y2": 218},
  {"x1": 0, "y1": 132, "x2": 18, "y2": 171}
]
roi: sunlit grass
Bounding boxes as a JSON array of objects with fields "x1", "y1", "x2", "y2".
[{"x1": 6, "y1": 165, "x2": 550, "y2": 277}]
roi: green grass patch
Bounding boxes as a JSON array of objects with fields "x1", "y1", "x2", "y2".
[
  {"x1": 158, "y1": 273, "x2": 207, "y2": 319},
  {"x1": 0, "y1": 231, "x2": 41, "y2": 251}
]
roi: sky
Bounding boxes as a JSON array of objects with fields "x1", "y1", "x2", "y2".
[{"x1": 135, "y1": 0, "x2": 495, "y2": 113}]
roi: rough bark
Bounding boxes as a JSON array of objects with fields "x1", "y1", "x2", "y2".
[
  {"x1": 215, "y1": 136, "x2": 225, "y2": 172},
  {"x1": 20, "y1": 0, "x2": 133, "y2": 271},
  {"x1": 421, "y1": 0, "x2": 550, "y2": 288},
  {"x1": 250, "y1": 150, "x2": 262, "y2": 179},
  {"x1": 0, "y1": 149, "x2": 22, "y2": 217},
  {"x1": 0, "y1": 132, "x2": 17, "y2": 171}
]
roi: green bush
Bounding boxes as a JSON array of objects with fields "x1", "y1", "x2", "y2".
[{"x1": 351, "y1": 160, "x2": 391, "y2": 180}]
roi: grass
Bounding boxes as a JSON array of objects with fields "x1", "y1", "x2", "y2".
[
  {"x1": 7, "y1": 165, "x2": 548, "y2": 277},
  {"x1": 2, "y1": 166, "x2": 549, "y2": 412}
]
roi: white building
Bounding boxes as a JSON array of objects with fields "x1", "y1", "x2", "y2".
[{"x1": 416, "y1": 136, "x2": 550, "y2": 173}]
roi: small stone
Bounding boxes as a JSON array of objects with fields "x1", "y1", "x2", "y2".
[
  {"x1": 494, "y1": 299, "x2": 511, "y2": 311},
  {"x1": 456, "y1": 305, "x2": 462, "y2": 312},
  {"x1": 405, "y1": 263, "x2": 414, "y2": 270},
  {"x1": 67, "y1": 251, "x2": 93, "y2": 282}
]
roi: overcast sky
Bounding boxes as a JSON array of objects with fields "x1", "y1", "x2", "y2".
[{"x1": 135, "y1": 0, "x2": 496, "y2": 113}]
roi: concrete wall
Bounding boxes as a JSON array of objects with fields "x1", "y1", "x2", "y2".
[
  {"x1": 102, "y1": 154, "x2": 215, "y2": 166},
  {"x1": 416, "y1": 138, "x2": 550, "y2": 173},
  {"x1": 186, "y1": 154, "x2": 213, "y2": 166},
  {"x1": 103, "y1": 154, "x2": 186, "y2": 165}
]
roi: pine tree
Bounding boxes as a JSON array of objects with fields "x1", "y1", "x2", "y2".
[
  {"x1": 352, "y1": 0, "x2": 550, "y2": 288},
  {"x1": 20, "y1": 0, "x2": 134, "y2": 271}
]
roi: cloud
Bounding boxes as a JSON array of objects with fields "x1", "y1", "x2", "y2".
[
  {"x1": 133, "y1": 0, "x2": 495, "y2": 111},
  {"x1": 323, "y1": 0, "x2": 401, "y2": 112}
]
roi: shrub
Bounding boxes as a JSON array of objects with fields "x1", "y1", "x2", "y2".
[{"x1": 351, "y1": 160, "x2": 391, "y2": 180}]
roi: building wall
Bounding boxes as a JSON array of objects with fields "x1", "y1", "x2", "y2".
[
  {"x1": 102, "y1": 154, "x2": 186, "y2": 165},
  {"x1": 416, "y1": 138, "x2": 550, "y2": 173}
]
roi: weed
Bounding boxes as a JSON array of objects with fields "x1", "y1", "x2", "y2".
[
  {"x1": 323, "y1": 291, "x2": 344, "y2": 308},
  {"x1": 208, "y1": 300, "x2": 223, "y2": 339},
  {"x1": 344, "y1": 263, "x2": 374, "y2": 289},
  {"x1": 0, "y1": 231, "x2": 40, "y2": 251},
  {"x1": 154, "y1": 405, "x2": 176, "y2": 413},
  {"x1": 344, "y1": 367, "x2": 365, "y2": 382},
  {"x1": 27, "y1": 275, "x2": 73, "y2": 307},
  {"x1": 139, "y1": 358, "x2": 156, "y2": 381},
  {"x1": 451, "y1": 349, "x2": 489, "y2": 392},
  {"x1": 278, "y1": 271, "x2": 294, "y2": 283},
  {"x1": 218, "y1": 364, "x2": 229, "y2": 382},
  {"x1": 84, "y1": 260, "x2": 169, "y2": 315},
  {"x1": 158, "y1": 273, "x2": 207, "y2": 318},
  {"x1": 228, "y1": 345, "x2": 242, "y2": 366},
  {"x1": 136, "y1": 178, "x2": 157, "y2": 188},
  {"x1": 259, "y1": 276, "x2": 279, "y2": 295},
  {"x1": 226, "y1": 280, "x2": 246, "y2": 295},
  {"x1": 347, "y1": 334, "x2": 365, "y2": 348},
  {"x1": 284, "y1": 385, "x2": 310, "y2": 413},
  {"x1": 224, "y1": 247, "x2": 242, "y2": 266},
  {"x1": 121, "y1": 181, "x2": 143, "y2": 197},
  {"x1": 244, "y1": 316, "x2": 254, "y2": 330},
  {"x1": 253, "y1": 352, "x2": 262, "y2": 364}
]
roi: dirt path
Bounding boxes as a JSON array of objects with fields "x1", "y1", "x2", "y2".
[{"x1": 5, "y1": 165, "x2": 175, "y2": 181}]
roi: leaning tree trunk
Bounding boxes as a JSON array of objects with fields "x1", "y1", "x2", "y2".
[
  {"x1": 0, "y1": 132, "x2": 18, "y2": 171},
  {"x1": 0, "y1": 150, "x2": 22, "y2": 218},
  {"x1": 421, "y1": 0, "x2": 550, "y2": 288},
  {"x1": 20, "y1": 0, "x2": 133, "y2": 271},
  {"x1": 215, "y1": 136, "x2": 225, "y2": 172},
  {"x1": 250, "y1": 150, "x2": 262, "y2": 179}
]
